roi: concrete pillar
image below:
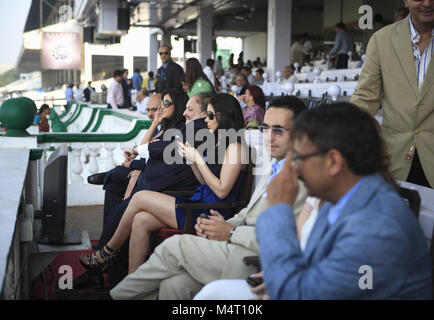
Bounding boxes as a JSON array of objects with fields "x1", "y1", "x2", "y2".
[
  {"x1": 197, "y1": 5, "x2": 213, "y2": 67},
  {"x1": 148, "y1": 32, "x2": 159, "y2": 73},
  {"x1": 147, "y1": 4, "x2": 159, "y2": 73},
  {"x1": 267, "y1": 0, "x2": 292, "y2": 81}
]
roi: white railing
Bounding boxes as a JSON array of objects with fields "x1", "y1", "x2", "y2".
[
  {"x1": 295, "y1": 68, "x2": 362, "y2": 83},
  {"x1": 37, "y1": 129, "x2": 269, "y2": 207},
  {"x1": 260, "y1": 79, "x2": 356, "y2": 99}
]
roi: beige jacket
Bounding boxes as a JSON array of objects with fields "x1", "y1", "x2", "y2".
[
  {"x1": 351, "y1": 18, "x2": 434, "y2": 187},
  {"x1": 226, "y1": 160, "x2": 308, "y2": 254}
]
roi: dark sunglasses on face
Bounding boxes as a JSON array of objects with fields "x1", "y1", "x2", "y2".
[
  {"x1": 146, "y1": 107, "x2": 158, "y2": 113},
  {"x1": 159, "y1": 51, "x2": 169, "y2": 55},
  {"x1": 162, "y1": 100, "x2": 174, "y2": 107},
  {"x1": 206, "y1": 111, "x2": 221, "y2": 120},
  {"x1": 258, "y1": 125, "x2": 290, "y2": 137}
]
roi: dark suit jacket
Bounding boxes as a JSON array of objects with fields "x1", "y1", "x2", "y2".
[
  {"x1": 97, "y1": 120, "x2": 207, "y2": 248},
  {"x1": 83, "y1": 86, "x2": 95, "y2": 102},
  {"x1": 135, "y1": 117, "x2": 208, "y2": 192},
  {"x1": 156, "y1": 59, "x2": 185, "y2": 93}
]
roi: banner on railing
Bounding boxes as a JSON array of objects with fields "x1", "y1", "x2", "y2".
[{"x1": 41, "y1": 32, "x2": 82, "y2": 70}]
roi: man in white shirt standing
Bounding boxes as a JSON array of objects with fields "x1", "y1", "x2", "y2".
[
  {"x1": 203, "y1": 58, "x2": 216, "y2": 88},
  {"x1": 73, "y1": 83, "x2": 84, "y2": 102},
  {"x1": 107, "y1": 69, "x2": 125, "y2": 109}
]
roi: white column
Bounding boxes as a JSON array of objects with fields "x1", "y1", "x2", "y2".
[
  {"x1": 267, "y1": 0, "x2": 292, "y2": 82},
  {"x1": 71, "y1": 143, "x2": 84, "y2": 182},
  {"x1": 197, "y1": 5, "x2": 213, "y2": 67},
  {"x1": 87, "y1": 143, "x2": 101, "y2": 175},
  {"x1": 104, "y1": 143, "x2": 117, "y2": 171},
  {"x1": 148, "y1": 31, "x2": 159, "y2": 73},
  {"x1": 148, "y1": 3, "x2": 159, "y2": 73}
]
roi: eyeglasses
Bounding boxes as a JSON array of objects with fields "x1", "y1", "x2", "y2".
[
  {"x1": 146, "y1": 107, "x2": 158, "y2": 113},
  {"x1": 291, "y1": 151, "x2": 324, "y2": 165},
  {"x1": 258, "y1": 125, "x2": 290, "y2": 137},
  {"x1": 161, "y1": 100, "x2": 174, "y2": 107},
  {"x1": 206, "y1": 111, "x2": 221, "y2": 120},
  {"x1": 159, "y1": 51, "x2": 169, "y2": 55}
]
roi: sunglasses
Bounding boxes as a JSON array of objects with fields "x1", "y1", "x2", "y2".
[
  {"x1": 159, "y1": 51, "x2": 169, "y2": 55},
  {"x1": 206, "y1": 111, "x2": 221, "y2": 120},
  {"x1": 258, "y1": 125, "x2": 290, "y2": 137},
  {"x1": 161, "y1": 100, "x2": 174, "y2": 107},
  {"x1": 146, "y1": 107, "x2": 158, "y2": 113}
]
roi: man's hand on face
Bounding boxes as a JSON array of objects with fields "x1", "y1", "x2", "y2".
[
  {"x1": 194, "y1": 210, "x2": 235, "y2": 241},
  {"x1": 123, "y1": 148, "x2": 137, "y2": 162},
  {"x1": 266, "y1": 152, "x2": 299, "y2": 206}
]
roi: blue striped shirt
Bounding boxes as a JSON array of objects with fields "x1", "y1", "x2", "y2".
[
  {"x1": 262, "y1": 158, "x2": 286, "y2": 198},
  {"x1": 409, "y1": 15, "x2": 434, "y2": 92}
]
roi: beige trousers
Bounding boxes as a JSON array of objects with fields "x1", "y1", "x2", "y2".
[{"x1": 110, "y1": 234, "x2": 257, "y2": 300}]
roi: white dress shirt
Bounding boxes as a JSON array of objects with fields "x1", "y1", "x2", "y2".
[
  {"x1": 203, "y1": 66, "x2": 216, "y2": 87},
  {"x1": 137, "y1": 143, "x2": 150, "y2": 159},
  {"x1": 107, "y1": 80, "x2": 124, "y2": 109}
]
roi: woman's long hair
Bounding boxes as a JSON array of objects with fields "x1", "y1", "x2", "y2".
[
  {"x1": 209, "y1": 93, "x2": 246, "y2": 165},
  {"x1": 160, "y1": 88, "x2": 188, "y2": 131},
  {"x1": 246, "y1": 85, "x2": 266, "y2": 109},
  {"x1": 185, "y1": 58, "x2": 214, "y2": 92}
]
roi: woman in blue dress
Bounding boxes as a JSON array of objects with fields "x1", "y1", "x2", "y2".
[{"x1": 79, "y1": 93, "x2": 248, "y2": 274}]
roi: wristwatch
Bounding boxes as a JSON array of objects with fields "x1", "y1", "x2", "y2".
[
  {"x1": 131, "y1": 144, "x2": 138, "y2": 156},
  {"x1": 228, "y1": 227, "x2": 237, "y2": 243}
]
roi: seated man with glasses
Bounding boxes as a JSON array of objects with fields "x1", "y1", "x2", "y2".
[
  {"x1": 104, "y1": 96, "x2": 309, "y2": 300},
  {"x1": 252, "y1": 103, "x2": 431, "y2": 299}
]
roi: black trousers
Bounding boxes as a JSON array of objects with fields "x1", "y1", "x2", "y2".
[
  {"x1": 96, "y1": 165, "x2": 133, "y2": 249},
  {"x1": 406, "y1": 149, "x2": 431, "y2": 188},
  {"x1": 336, "y1": 54, "x2": 349, "y2": 69}
]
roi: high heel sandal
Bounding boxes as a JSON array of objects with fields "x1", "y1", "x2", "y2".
[{"x1": 79, "y1": 245, "x2": 120, "y2": 272}]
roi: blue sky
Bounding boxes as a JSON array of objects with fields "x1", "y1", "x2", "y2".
[{"x1": 0, "y1": 1, "x2": 32, "y2": 67}]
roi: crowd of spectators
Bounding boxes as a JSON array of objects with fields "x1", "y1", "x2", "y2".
[{"x1": 56, "y1": 2, "x2": 433, "y2": 300}]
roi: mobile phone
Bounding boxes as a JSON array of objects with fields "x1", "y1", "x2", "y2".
[
  {"x1": 246, "y1": 275, "x2": 263, "y2": 287},
  {"x1": 200, "y1": 213, "x2": 210, "y2": 219}
]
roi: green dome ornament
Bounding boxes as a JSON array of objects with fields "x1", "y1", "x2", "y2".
[
  {"x1": 0, "y1": 97, "x2": 37, "y2": 137},
  {"x1": 17, "y1": 96, "x2": 37, "y2": 114}
]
